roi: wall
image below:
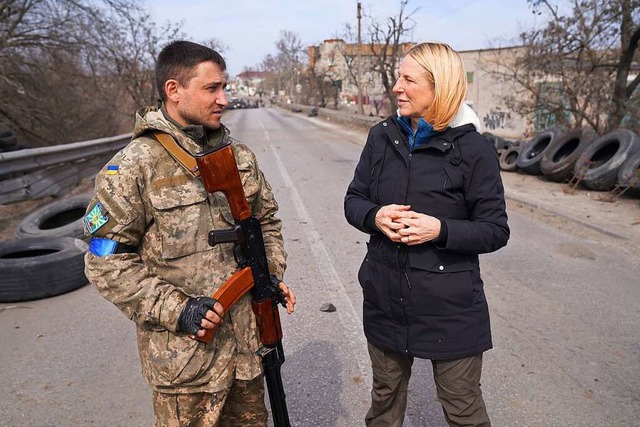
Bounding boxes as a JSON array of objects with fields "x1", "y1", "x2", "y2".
[{"x1": 460, "y1": 47, "x2": 529, "y2": 140}]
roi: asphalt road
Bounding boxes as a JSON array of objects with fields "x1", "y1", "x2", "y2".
[{"x1": 1, "y1": 107, "x2": 639, "y2": 426}]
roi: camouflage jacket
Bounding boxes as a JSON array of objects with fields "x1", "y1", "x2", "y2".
[{"x1": 84, "y1": 106, "x2": 286, "y2": 394}]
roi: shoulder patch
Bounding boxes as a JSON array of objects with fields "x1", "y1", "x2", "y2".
[
  {"x1": 106, "y1": 165, "x2": 119, "y2": 175},
  {"x1": 84, "y1": 202, "x2": 109, "y2": 234}
]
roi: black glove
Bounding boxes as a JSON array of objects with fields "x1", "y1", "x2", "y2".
[{"x1": 177, "y1": 297, "x2": 218, "y2": 335}]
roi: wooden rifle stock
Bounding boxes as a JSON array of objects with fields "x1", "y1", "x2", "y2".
[
  {"x1": 196, "y1": 143, "x2": 251, "y2": 221},
  {"x1": 194, "y1": 139, "x2": 291, "y2": 426},
  {"x1": 189, "y1": 267, "x2": 254, "y2": 343}
]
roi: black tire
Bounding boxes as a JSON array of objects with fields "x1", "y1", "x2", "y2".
[
  {"x1": 506, "y1": 139, "x2": 524, "y2": 149},
  {"x1": 617, "y1": 149, "x2": 640, "y2": 189},
  {"x1": 573, "y1": 129, "x2": 640, "y2": 191},
  {"x1": 483, "y1": 132, "x2": 509, "y2": 151},
  {"x1": 14, "y1": 193, "x2": 93, "y2": 241},
  {"x1": 0, "y1": 133, "x2": 18, "y2": 151},
  {"x1": 540, "y1": 128, "x2": 596, "y2": 182},
  {"x1": 0, "y1": 237, "x2": 88, "y2": 302},
  {"x1": 516, "y1": 129, "x2": 559, "y2": 175},
  {"x1": 499, "y1": 146, "x2": 520, "y2": 172}
]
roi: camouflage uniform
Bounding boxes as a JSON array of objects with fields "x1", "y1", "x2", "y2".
[{"x1": 84, "y1": 106, "x2": 286, "y2": 424}]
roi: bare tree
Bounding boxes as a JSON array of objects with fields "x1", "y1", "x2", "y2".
[
  {"x1": 276, "y1": 30, "x2": 304, "y2": 101},
  {"x1": 367, "y1": 0, "x2": 417, "y2": 110},
  {"x1": 82, "y1": 1, "x2": 183, "y2": 109},
  {"x1": 0, "y1": 0, "x2": 92, "y2": 145},
  {"x1": 0, "y1": 0, "x2": 191, "y2": 147},
  {"x1": 335, "y1": 23, "x2": 366, "y2": 112},
  {"x1": 490, "y1": 0, "x2": 639, "y2": 134},
  {"x1": 258, "y1": 30, "x2": 305, "y2": 103}
]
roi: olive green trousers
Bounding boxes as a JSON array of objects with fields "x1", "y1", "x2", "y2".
[{"x1": 365, "y1": 342, "x2": 491, "y2": 427}]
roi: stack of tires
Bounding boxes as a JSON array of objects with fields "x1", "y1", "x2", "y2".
[
  {"x1": 0, "y1": 194, "x2": 92, "y2": 303},
  {"x1": 489, "y1": 127, "x2": 640, "y2": 195},
  {"x1": 484, "y1": 132, "x2": 523, "y2": 173}
]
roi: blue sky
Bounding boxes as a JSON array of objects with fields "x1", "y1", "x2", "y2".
[{"x1": 144, "y1": 0, "x2": 551, "y2": 76}]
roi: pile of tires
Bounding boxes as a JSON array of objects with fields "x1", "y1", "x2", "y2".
[
  {"x1": 483, "y1": 132, "x2": 522, "y2": 173},
  {"x1": 0, "y1": 193, "x2": 93, "y2": 303},
  {"x1": 14, "y1": 193, "x2": 93, "y2": 241},
  {"x1": 491, "y1": 127, "x2": 640, "y2": 194},
  {"x1": 573, "y1": 129, "x2": 640, "y2": 191},
  {"x1": 0, "y1": 237, "x2": 88, "y2": 302}
]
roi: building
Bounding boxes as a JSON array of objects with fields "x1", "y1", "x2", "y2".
[
  {"x1": 230, "y1": 70, "x2": 268, "y2": 97},
  {"x1": 460, "y1": 47, "x2": 528, "y2": 139},
  {"x1": 307, "y1": 39, "x2": 414, "y2": 115},
  {"x1": 307, "y1": 39, "x2": 529, "y2": 138}
]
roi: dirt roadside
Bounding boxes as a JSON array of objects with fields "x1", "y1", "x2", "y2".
[{"x1": 501, "y1": 171, "x2": 640, "y2": 253}]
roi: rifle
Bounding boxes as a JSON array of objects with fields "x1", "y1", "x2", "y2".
[{"x1": 193, "y1": 139, "x2": 291, "y2": 427}]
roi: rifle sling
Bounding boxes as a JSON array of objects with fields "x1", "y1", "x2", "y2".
[{"x1": 152, "y1": 131, "x2": 200, "y2": 177}]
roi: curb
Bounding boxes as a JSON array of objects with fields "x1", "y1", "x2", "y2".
[{"x1": 505, "y1": 194, "x2": 629, "y2": 241}]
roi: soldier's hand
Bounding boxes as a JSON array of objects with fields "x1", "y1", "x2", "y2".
[
  {"x1": 177, "y1": 297, "x2": 224, "y2": 337},
  {"x1": 278, "y1": 282, "x2": 296, "y2": 314}
]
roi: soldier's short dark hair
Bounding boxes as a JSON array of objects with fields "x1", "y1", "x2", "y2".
[{"x1": 155, "y1": 40, "x2": 226, "y2": 101}]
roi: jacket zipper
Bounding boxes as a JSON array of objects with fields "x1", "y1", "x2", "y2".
[
  {"x1": 403, "y1": 269, "x2": 412, "y2": 289},
  {"x1": 405, "y1": 153, "x2": 412, "y2": 203}
]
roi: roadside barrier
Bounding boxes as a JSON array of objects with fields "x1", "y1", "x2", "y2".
[{"x1": 0, "y1": 133, "x2": 131, "y2": 204}]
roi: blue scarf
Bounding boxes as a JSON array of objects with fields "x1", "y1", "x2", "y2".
[{"x1": 398, "y1": 116, "x2": 441, "y2": 151}]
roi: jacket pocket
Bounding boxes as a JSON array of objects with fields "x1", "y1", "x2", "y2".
[
  {"x1": 141, "y1": 328, "x2": 214, "y2": 386},
  {"x1": 408, "y1": 250, "x2": 474, "y2": 316},
  {"x1": 148, "y1": 182, "x2": 214, "y2": 260},
  {"x1": 358, "y1": 243, "x2": 391, "y2": 313}
]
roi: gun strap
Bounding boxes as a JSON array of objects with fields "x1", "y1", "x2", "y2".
[{"x1": 152, "y1": 131, "x2": 200, "y2": 177}]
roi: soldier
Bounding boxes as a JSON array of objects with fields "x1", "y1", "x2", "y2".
[{"x1": 84, "y1": 40, "x2": 296, "y2": 426}]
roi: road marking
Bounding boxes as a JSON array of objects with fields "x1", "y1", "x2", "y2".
[
  {"x1": 257, "y1": 113, "x2": 422, "y2": 427},
  {"x1": 257, "y1": 116, "x2": 371, "y2": 382},
  {"x1": 258, "y1": 115, "x2": 417, "y2": 426}
]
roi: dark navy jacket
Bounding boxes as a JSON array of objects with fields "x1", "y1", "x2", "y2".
[{"x1": 344, "y1": 115, "x2": 509, "y2": 360}]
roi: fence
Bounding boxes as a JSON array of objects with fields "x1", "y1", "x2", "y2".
[{"x1": 0, "y1": 134, "x2": 131, "y2": 204}]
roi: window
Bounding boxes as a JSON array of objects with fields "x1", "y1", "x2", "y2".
[{"x1": 466, "y1": 72, "x2": 474, "y2": 84}]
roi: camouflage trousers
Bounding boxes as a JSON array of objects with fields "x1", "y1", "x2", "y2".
[{"x1": 152, "y1": 375, "x2": 268, "y2": 427}]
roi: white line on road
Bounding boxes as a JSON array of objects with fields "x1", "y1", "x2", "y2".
[
  {"x1": 257, "y1": 114, "x2": 418, "y2": 427},
  {"x1": 257, "y1": 116, "x2": 371, "y2": 383}
]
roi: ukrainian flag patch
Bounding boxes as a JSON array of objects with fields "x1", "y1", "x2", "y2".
[
  {"x1": 84, "y1": 202, "x2": 109, "y2": 234},
  {"x1": 106, "y1": 165, "x2": 119, "y2": 175}
]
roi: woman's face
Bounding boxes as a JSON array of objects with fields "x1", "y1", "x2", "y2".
[{"x1": 393, "y1": 55, "x2": 434, "y2": 123}]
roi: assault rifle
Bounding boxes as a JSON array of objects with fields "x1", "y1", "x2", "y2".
[{"x1": 193, "y1": 139, "x2": 291, "y2": 427}]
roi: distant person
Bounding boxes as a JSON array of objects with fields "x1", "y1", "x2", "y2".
[
  {"x1": 344, "y1": 42, "x2": 509, "y2": 426},
  {"x1": 83, "y1": 40, "x2": 295, "y2": 426}
]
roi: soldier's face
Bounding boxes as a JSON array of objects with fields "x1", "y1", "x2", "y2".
[
  {"x1": 175, "y1": 61, "x2": 228, "y2": 130},
  {"x1": 393, "y1": 55, "x2": 435, "y2": 127}
]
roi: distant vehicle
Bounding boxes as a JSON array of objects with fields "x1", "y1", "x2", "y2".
[{"x1": 226, "y1": 98, "x2": 259, "y2": 110}]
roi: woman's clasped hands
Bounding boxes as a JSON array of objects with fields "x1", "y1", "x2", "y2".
[{"x1": 374, "y1": 204, "x2": 441, "y2": 245}]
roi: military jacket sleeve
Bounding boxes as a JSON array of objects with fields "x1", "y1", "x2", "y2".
[{"x1": 84, "y1": 142, "x2": 189, "y2": 333}]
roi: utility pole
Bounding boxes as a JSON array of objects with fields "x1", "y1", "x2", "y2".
[{"x1": 356, "y1": 1, "x2": 365, "y2": 115}]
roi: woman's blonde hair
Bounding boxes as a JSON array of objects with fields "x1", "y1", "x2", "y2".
[{"x1": 407, "y1": 42, "x2": 467, "y2": 131}]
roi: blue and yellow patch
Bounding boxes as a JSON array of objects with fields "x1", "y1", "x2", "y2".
[
  {"x1": 89, "y1": 238, "x2": 118, "y2": 256},
  {"x1": 106, "y1": 165, "x2": 119, "y2": 175},
  {"x1": 84, "y1": 202, "x2": 109, "y2": 234}
]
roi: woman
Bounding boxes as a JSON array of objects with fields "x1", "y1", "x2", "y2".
[{"x1": 344, "y1": 42, "x2": 509, "y2": 426}]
